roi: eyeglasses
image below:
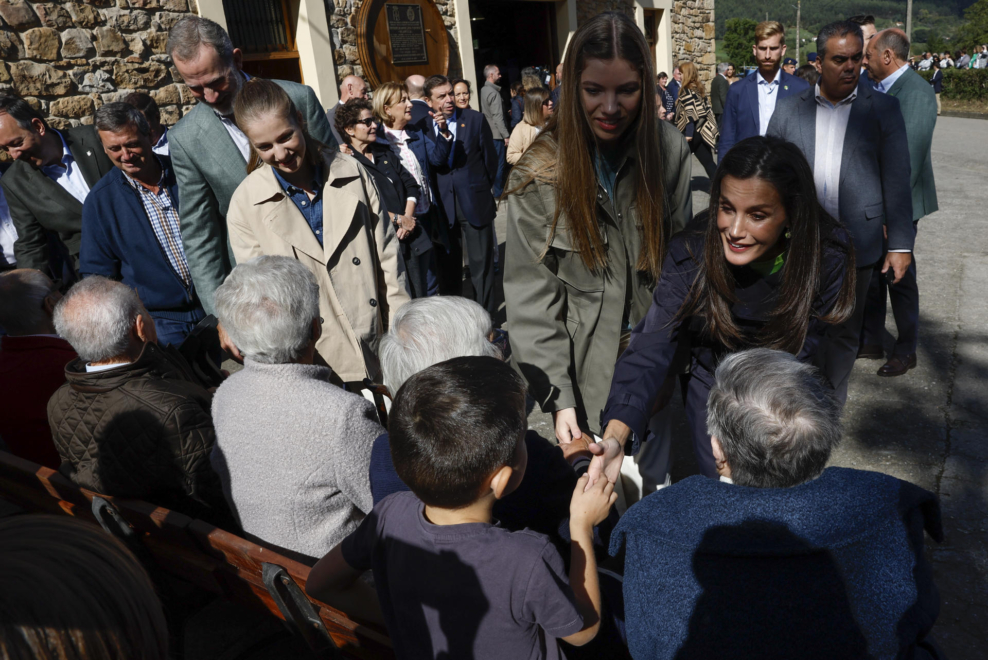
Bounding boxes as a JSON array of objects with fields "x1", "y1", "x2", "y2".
[{"x1": 354, "y1": 117, "x2": 376, "y2": 127}]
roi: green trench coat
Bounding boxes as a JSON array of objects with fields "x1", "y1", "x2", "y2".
[{"x1": 504, "y1": 121, "x2": 693, "y2": 433}]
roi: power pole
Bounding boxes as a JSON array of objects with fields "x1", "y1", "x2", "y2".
[
  {"x1": 796, "y1": 0, "x2": 801, "y2": 63},
  {"x1": 906, "y1": 0, "x2": 913, "y2": 44}
]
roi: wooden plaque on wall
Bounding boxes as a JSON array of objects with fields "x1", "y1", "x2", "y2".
[{"x1": 356, "y1": 0, "x2": 449, "y2": 88}]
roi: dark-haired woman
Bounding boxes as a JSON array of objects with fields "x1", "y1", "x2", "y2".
[
  {"x1": 336, "y1": 98, "x2": 434, "y2": 299},
  {"x1": 589, "y1": 136, "x2": 855, "y2": 483},
  {"x1": 510, "y1": 81, "x2": 526, "y2": 128},
  {"x1": 505, "y1": 12, "x2": 693, "y2": 493}
]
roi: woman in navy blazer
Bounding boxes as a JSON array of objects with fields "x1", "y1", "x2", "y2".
[{"x1": 590, "y1": 137, "x2": 856, "y2": 481}]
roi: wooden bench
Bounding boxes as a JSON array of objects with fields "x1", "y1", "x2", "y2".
[{"x1": 0, "y1": 450, "x2": 393, "y2": 660}]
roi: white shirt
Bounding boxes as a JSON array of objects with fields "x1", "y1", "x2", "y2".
[
  {"x1": 217, "y1": 114, "x2": 250, "y2": 162},
  {"x1": 152, "y1": 128, "x2": 169, "y2": 157},
  {"x1": 917, "y1": 58, "x2": 932, "y2": 71},
  {"x1": 874, "y1": 63, "x2": 910, "y2": 94},
  {"x1": 0, "y1": 171, "x2": 16, "y2": 267},
  {"x1": 756, "y1": 69, "x2": 782, "y2": 136},
  {"x1": 813, "y1": 83, "x2": 857, "y2": 221},
  {"x1": 383, "y1": 126, "x2": 431, "y2": 213},
  {"x1": 86, "y1": 361, "x2": 130, "y2": 373},
  {"x1": 41, "y1": 130, "x2": 92, "y2": 204}
]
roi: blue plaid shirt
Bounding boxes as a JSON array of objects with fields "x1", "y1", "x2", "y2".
[
  {"x1": 123, "y1": 160, "x2": 191, "y2": 287},
  {"x1": 274, "y1": 166, "x2": 324, "y2": 245}
]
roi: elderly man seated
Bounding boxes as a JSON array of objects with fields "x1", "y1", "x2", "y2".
[
  {"x1": 371, "y1": 296, "x2": 587, "y2": 554},
  {"x1": 0, "y1": 269, "x2": 75, "y2": 468},
  {"x1": 48, "y1": 276, "x2": 232, "y2": 526},
  {"x1": 611, "y1": 348, "x2": 943, "y2": 660},
  {"x1": 210, "y1": 256, "x2": 380, "y2": 558}
]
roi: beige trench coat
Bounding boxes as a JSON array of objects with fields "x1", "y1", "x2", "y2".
[{"x1": 227, "y1": 150, "x2": 409, "y2": 382}]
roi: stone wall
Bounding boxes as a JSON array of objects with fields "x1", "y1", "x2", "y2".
[
  {"x1": 325, "y1": 0, "x2": 462, "y2": 86},
  {"x1": 0, "y1": 0, "x2": 198, "y2": 134},
  {"x1": 672, "y1": 0, "x2": 716, "y2": 86}
]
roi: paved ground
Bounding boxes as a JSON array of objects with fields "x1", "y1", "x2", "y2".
[{"x1": 495, "y1": 116, "x2": 988, "y2": 658}]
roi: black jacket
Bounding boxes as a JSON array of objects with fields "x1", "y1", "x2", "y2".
[
  {"x1": 0, "y1": 126, "x2": 113, "y2": 276},
  {"x1": 351, "y1": 142, "x2": 432, "y2": 256},
  {"x1": 433, "y1": 107, "x2": 498, "y2": 228}
]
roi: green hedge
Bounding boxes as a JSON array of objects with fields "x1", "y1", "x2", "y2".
[{"x1": 918, "y1": 68, "x2": 988, "y2": 101}]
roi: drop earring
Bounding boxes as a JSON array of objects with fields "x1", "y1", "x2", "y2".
[{"x1": 785, "y1": 228, "x2": 792, "y2": 239}]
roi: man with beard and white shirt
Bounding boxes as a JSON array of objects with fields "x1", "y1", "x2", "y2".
[
  {"x1": 166, "y1": 16, "x2": 335, "y2": 320},
  {"x1": 719, "y1": 21, "x2": 809, "y2": 157}
]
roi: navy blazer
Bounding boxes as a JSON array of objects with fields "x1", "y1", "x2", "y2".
[
  {"x1": 767, "y1": 82, "x2": 914, "y2": 265},
  {"x1": 80, "y1": 157, "x2": 199, "y2": 314},
  {"x1": 432, "y1": 107, "x2": 498, "y2": 228},
  {"x1": 602, "y1": 217, "x2": 851, "y2": 451},
  {"x1": 718, "y1": 70, "x2": 809, "y2": 157},
  {"x1": 611, "y1": 467, "x2": 942, "y2": 660}
]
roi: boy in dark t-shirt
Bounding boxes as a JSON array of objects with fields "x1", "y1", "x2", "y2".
[{"x1": 307, "y1": 356, "x2": 616, "y2": 659}]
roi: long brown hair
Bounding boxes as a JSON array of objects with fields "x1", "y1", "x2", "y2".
[
  {"x1": 507, "y1": 12, "x2": 666, "y2": 280},
  {"x1": 233, "y1": 77, "x2": 326, "y2": 174},
  {"x1": 679, "y1": 136, "x2": 856, "y2": 354},
  {"x1": 679, "y1": 61, "x2": 707, "y2": 99},
  {"x1": 522, "y1": 87, "x2": 550, "y2": 127}
]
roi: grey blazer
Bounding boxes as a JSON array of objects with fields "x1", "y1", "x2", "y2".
[
  {"x1": 767, "y1": 83, "x2": 914, "y2": 266},
  {"x1": 169, "y1": 78, "x2": 336, "y2": 315},
  {"x1": 325, "y1": 102, "x2": 345, "y2": 148}
]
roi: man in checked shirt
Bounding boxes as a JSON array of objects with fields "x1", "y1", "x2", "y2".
[{"x1": 80, "y1": 103, "x2": 206, "y2": 348}]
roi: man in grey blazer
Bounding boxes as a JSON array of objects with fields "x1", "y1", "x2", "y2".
[
  {"x1": 166, "y1": 16, "x2": 335, "y2": 317},
  {"x1": 859, "y1": 28, "x2": 938, "y2": 378},
  {"x1": 710, "y1": 62, "x2": 731, "y2": 131},
  {"x1": 325, "y1": 75, "x2": 367, "y2": 148},
  {"x1": 768, "y1": 20, "x2": 913, "y2": 404}
]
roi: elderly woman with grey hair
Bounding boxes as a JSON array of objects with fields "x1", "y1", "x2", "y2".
[
  {"x1": 210, "y1": 255, "x2": 382, "y2": 559},
  {"x1": 611, "y1": 348, "x2": 944, "y2": 660}
]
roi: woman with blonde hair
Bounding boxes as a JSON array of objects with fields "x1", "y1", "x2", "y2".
[
  {"x1": 506, "y1": 87, "x2": 553, "y2": 164},
  {"x1": 0, "y1": 515, "x2": 168, "y2": 660},
  {"x1": 226, "y1": 78, "x2": 408, "y2": 384},
  {"x1": 504, "y1": 11, "x2": 692, "y2": 494},
  {"x1": 674, "y1": 61, "x2": 719, "y2": 183},
  {"x1": 373, "y1": 80, "x2": 451, "y2": 297}
]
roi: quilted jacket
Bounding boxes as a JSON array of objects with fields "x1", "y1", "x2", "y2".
[{"x1": 48, "y1": 342, "x2": 233, "y2": 527}]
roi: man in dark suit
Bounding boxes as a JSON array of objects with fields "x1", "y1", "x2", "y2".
[
  {"x1": 424, "y1": 75, "x2": 498, "y2": 312},
  {"x1": 325, "y1": 75, "x2": 367, "y2": 147},
  {"x1": 930, "y1": 59, "x2": 944, "y2": 115},
  {"x1": 710, "y1": 62, "x2": 731, "y2": 131},
  {"x1": 768, "y1": 20, "x2": 913, "y2": 404},
  {"x1": 0, "y1": 95, "x2": 113, "y2": 280},
  {"x1": 667, "y1": 67, "x2": 682, "y2": 104},
  {"x1": 859, "y1": 29, "x2": 938, "y2": 377},
  {"x1": 719, "y1": 21, "x2": 809, "y2": 157},
  {"x1": 406, "y1": 74, "x2": 434, "y2": 131}
]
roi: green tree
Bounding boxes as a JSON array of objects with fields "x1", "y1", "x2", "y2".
[
  {"x1": 957, "y1": 0, "x2": 988, "y2": 50},
  {"x1": 723, "y1": 18, "x2": 758, "y2": 68}
]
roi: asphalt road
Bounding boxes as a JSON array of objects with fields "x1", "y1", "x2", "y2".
[{"x1": 497, "y1": 116, "x2": 988, "y2": 658}]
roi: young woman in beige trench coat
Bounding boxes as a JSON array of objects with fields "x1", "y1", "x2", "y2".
[{"x1": 224, "y1": 78, "x2": 408, "y2": 383}]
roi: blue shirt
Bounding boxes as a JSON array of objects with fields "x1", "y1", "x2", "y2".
[
  {"x1": 756, "y1": 68, "x2": 782, "y2": 136},
  {"x1": 273, "y1": 166, "x2": 324, "y2": 245}
]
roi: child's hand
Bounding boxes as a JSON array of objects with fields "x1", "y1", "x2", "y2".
[{"x1": 570, "y1": 474, "x2": 617, "y2": 532}]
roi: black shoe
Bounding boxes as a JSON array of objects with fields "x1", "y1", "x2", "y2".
[{"x1": 877, "y1": 354, "x2": 917, "y2": 377}]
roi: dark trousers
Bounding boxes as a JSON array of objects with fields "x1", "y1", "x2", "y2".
[
  {"x1": 814, "y1": 265, "x2": 874, "y2": 406},
  {"x1": 401, "y1": 243, "x2": 435, "y2": 298},
  {"x1": 860, "y1": 222, "x2": 919, "y2": 357},
  {"x1": 436, "y1": 199, "x2": 495, "y2": 313},
  {"x1": 690, "y1": 138, "x2": 718, "y2": 182},
  {"x1": 151, "y1": 307, "x2": 206, "y2": 348},
  {"x1": 492, "y1": 139, "x2": 507, "y2": 198}
]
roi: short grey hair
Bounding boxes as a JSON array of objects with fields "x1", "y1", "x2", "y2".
[
  {"x1": 214, "y1": 256, "x2": 320, "y2": 365},
  {"x1": 483, "y1": 64, "x2": 499, "y2": 78},
  {"x1": 873, "y1": 29, "x2": 910, "y2": 62},
  {"x1": 53, "y1": 277, "x2": 145, "y2": 363},
  {"x1": 167, "y1": 15, "x2": 235, "y2": 65},
  {"x1": 717, "y1": 62, "x2": 731, "y2": 75},
  {"x1": 817, "y1": 20, "x2": 863, "y2": 59},
  {"x1": 94, "y1": 102, "x2": 150, "y2": 137},
  {"x1": 706, "y1": 348, "x2": 842, "y2": 488},
  {"x1": 379, "y1": 296, "x2": 501, "y2": 395},
  {"x1": 0, "y1": 269, "x2": 55, "y2": 335}
]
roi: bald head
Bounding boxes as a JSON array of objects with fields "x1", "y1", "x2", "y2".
[
  {"x1": 405, "y1": 74, "x2": 426, "y2": 100},
  {"x1": 339, "y1": 75, "x2": 367, "y2": 103},
  {"x1": 865, "y1": 28, "x2": 910, "y2": 81},
  {"x1": 0, "y1": 269, "x2": 58, "y2": 336}
]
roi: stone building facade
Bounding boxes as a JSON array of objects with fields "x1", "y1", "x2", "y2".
[
  {"x1": 0, "y1": 0, "x2": 199, "y2": 136},
  {"x1": 672, "y1": 0, "x2": 716, "y2": 85}
]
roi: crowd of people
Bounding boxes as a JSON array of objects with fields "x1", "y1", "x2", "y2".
[{"x1": 0, "y1": 9, "x2": 947, "y2": 660}]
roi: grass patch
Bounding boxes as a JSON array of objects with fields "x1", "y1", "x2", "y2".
[{"x1": 941, "y1": 98, "x2": 988, "y2": 115}]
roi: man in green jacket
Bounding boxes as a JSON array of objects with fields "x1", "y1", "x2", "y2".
[
  {"x1": 166, "y1": 16, "x2": 335, "y2": 317},
  {"x1": 860, "y1": 28, "x2": 938, "y2": 377}
]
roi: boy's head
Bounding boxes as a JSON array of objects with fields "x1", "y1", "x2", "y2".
[{"x1": 390, "y1": 356, "x2": 529, "y2": 509}]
